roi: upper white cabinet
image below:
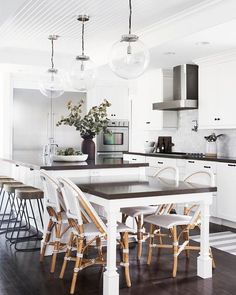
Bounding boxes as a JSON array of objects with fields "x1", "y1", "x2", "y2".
[
  {"x1": 197, "y1": 51, "x2": 236, "y2": 129},
  {"x1": 87, "y1": 83, "x2": 129, "y2": 120},
  {"x1": 131, "y1": 69, "x2": 177, "y2": 131}
]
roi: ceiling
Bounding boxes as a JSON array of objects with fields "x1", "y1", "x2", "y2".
[
  {"x1": 0, "y1": 0, "x2": 236, "y2": 73},
  {"x1": 0, "y1": 0, "x2": 208, "y2": 55}
]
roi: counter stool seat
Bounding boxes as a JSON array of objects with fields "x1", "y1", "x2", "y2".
[
  {"x1": 15, "y1": 188, "x2": 44, "y2": 200},
  {"x1": 3, "y1": 184, "x2": 35, "y2": 194}
]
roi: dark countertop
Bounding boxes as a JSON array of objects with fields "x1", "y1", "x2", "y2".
[
  {"x1": 74, "y1": 176, "x2": 217, "y2": 200},
  {"x1": 124, "y1": 152, "x2": 236, "y2": 164},
  {"x1": 0, "y1": 151, "x2": 148, "y2": 171}
]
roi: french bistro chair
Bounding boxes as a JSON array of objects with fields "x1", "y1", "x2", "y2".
[
  {"x1": 40, "y1": 170, "x2": 71, "y2": 273},
  {"x1": 58, "y1": 177, "x2": 135, "y2": 294},
  {"x1": 121, "y1": 166, "x2": 179, "y2": 259},
  {"x1": 144, "y1": 170, "x2": 216, "y2": 277}
]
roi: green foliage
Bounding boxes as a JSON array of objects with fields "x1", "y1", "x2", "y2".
[
  {"x1": 57, "y1": 148, "x2": 82, "y2": 156},
  {"x1": 56, "y1": 99, "x2": 111, "y2": 138}
]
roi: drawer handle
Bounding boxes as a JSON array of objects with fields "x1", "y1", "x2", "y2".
[
  {"x1": 146, "y1": 121, "x2": 151, "y2": 124},
  {"x1": 228, "y1": 164, "x2": 236, "y2": 167},
  {"x1": 204, "y1": 166, "x2": 211, "y2": 169},
  {"x1": 158, "y1": 161, "x2": 163, "y2": 164},
  {"x1": 132, "y1": 158, "x2": 137, "y2": 161},
  {"x1": 188, "y1": 161, "x2": 195, "y2": 163}
]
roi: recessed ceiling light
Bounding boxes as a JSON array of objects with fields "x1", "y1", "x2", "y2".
[
  {"x1": 195, "y1": 41, "x2": 210, "y2": 46},
  {"x1": 164, "y1": 51, "x2": 176, "y2": 55}
]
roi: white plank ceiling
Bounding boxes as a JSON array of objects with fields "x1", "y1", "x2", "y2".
[{"x1": 0, "y1": 0, "x2": 208, "y2": 56}]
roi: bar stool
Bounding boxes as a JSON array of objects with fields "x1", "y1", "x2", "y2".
[
  {"x1": 0, "y1": 179, "x2": 23, "y2": 233},
  {"x1": 8, "y1": 187, "x2": 44, "y2": 251},
  {"x1": 3, "y1": 183, "x2": 38, "y2": 240}
]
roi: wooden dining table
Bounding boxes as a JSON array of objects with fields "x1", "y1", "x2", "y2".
[{"x1": 73, "y1": 176, "x2": 217, "y2": 295}]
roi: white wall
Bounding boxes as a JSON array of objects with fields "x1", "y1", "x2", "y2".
[{"x1": 0, "y1": 72, "x2": 13, "y2": 158}]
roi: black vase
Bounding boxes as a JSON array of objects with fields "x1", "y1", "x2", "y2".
[{"x1": 81, "y1": 136, "x2": 95, "y2": 160}]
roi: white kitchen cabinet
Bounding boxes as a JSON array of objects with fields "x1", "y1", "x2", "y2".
[
  {"x1": 87, "y1": 83, "x2": 129, "y2": 120},
  {"x1": 217, "y1": 162, "x2": 236, "y2": 222},
  {"x1": 131, "y1": 69, "x2": 177, "y2": 131},
  {"x1": 198, "y1": 53, "x2": 236, "y2": 129}
]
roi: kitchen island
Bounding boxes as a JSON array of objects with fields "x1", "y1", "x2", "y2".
[{"x1": 0, "y1": 151, "x2": 148, "y2": 189}]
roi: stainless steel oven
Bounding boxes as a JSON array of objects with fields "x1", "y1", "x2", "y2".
[{"x1": 97, "y1": 120, "x2": 129, "y2": 153}]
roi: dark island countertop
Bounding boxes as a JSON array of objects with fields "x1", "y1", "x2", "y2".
[
  {"x1": 124, "y1": 151, "x2": 236, "y2": 164},
  {"x1": 73, "y1": 176, "x2": 217, "y2": 200},
  {"x1": 0, "y1": 151, "x2": 148, "y2": 171}
]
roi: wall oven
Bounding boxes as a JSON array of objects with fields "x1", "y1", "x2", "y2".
[{"x1": 97, "y1": 120, "x2": 129, "y2": 153}]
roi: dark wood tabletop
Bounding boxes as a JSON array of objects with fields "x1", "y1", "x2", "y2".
[{"x1": 74, "y1": 177, "x2": 217, "y2": 200}]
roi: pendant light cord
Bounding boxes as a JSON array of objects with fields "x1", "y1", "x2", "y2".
[
  {"x1": 128, "y1": 0, "x2": 132, "y2": 34},
  {"x1": 51, "y1": 38, "x2": 54, "y2": 69},
  {"x1": 82, "y1": 20, "x2": 85, "y2": 56}
]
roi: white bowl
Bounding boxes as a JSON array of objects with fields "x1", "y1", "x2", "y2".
[
  {"x1": 144, "y1": 147, "x2": 155, "y2": 154},
  {"x1": 52, "y1": 154, "x2": 88, "y2": 162},
  {"x1": 144, "y1": 141, "x2": 155, "y2": 148}
]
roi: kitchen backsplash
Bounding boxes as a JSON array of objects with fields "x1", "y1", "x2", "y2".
[{"x1": 133, "y1": 110, "x2": 236, "y2": 157}]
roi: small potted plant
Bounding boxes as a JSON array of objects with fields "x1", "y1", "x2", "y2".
[
  {"x1": 204, "y1": 133, "x2": 223, "y2": 157},
  {"x1": 56, "y1": 99, "x2": 111, "y2": 160}
]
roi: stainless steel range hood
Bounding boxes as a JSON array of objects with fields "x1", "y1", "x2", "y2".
[{"x1": 153, "y1": 64, "x2": 198, "y2": 111}]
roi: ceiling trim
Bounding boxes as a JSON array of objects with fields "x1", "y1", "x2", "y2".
[{"x1": 138, "y1": 0, "x2": 225, "y2": 36}]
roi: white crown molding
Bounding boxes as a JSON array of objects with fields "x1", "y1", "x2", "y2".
[
  {"x1": 194, "y1": 48, "x2": 236, "y2": 66},
  {"x1": 138, "y1": 0, "x2": 225, "y2": 37}
]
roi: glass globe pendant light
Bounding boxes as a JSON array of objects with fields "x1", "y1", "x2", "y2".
[
  {"x1": 39, "y1": 35, "x2": 64, "y2": 98},
  {"x1": 109, "y1": 0, "x2": 150, "y2": 79},
  {"x1": 70, "y1": 15, "x2": 96, "y2": 92}
]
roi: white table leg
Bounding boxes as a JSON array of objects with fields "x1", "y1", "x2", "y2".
[
  {"x1": 197, "y1": 194, "x2": 212, "y2": 278},
  {"x1": 103, "y1": 206, "x2": 119, "y2": 295}
]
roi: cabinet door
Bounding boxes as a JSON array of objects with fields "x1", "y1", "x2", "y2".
[
  {"x1": 217, "y1": 62, "x2": 236, "y2": 128},
  {"x1": 199, "y1": 61, "x2": 236, "y2": 129},
  {"x1": 199, "y1": 65, "x2": 220, "y2": 128},
  {"x1": 217, "y1": 162, "x2": 236, "y2": 222},
  {"x1": 88, "y1": 85, "x2": 129, "y2": 119},
  {"x1": 132, "y1": 69, "x2": 163, "y2": 130}
]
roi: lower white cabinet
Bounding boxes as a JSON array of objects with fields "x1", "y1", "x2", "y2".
[{"x1": 216, "y1": 162, "x2": 236, "y2": 222}]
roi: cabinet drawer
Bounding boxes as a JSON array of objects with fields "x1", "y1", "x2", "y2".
[
  {"x1": 146, "y1": 157, "x2": 177, "y2": 168},
  {"x1": 185, "y1": 160, "x2": 217, "y2": 174},
  {"x1": 123, "y1": 154, "x2": 145, "y2": 163}
]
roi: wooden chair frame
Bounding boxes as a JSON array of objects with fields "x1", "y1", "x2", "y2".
[
  {"x1": 40, "y1": 171, "x2": 70, "y2": 273},
  {"x1": 58, "y1": 177, "x2": 132, "y2": 294},
  {"x1": 147, "y1": 170, "x2": 216, "y2": 277},
  {"x1": 122, "y1": 166, "x2": 179, "y2": 259}
]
